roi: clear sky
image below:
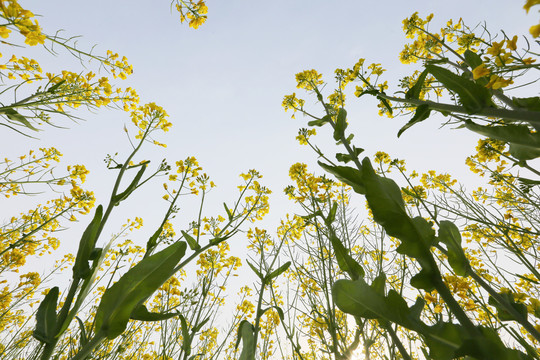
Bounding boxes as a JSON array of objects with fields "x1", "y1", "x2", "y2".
[{"x1": 3, "y1": 1, "x2": 535, "y2": 263}]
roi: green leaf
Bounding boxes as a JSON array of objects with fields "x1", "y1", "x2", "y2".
[
  {"x1": 361, "y1": 158, "x2": 435, "y2": 261},
  {"x1": 74, "y1": 316, "x2": 88, "y2": 347},
  {"x1": 454, "y1": 327, "x2": 529, "y2": 359},
  {"x1": 377, "y1": 97, "x2": 393, "y2": 115},
  {"x1": 193, "y1": 316, "x2": 211, "y2": 333},
  {"x1": 405, "y1": 69, "x2": 428, "y2": 100},
  {"x1": 336, "y1": 153, "x2": 352, "y2": 163},
  {"x1": 333, "y1": 108, "x2": 348, "y2": 142},
  {"x1": 0, "y1": 108, "x2": 39, "y2": 131},
  {"x1": 145, "y1": 225, "x2": 163, "y2": 256},
  {"x1": 410, "y1": 268, "x2": 437, "y2": 291},
  {"x1": 336, "y1": 147, "x2": 364, "y2": 163},
  {"x1": 318, "y1": 161, "x2": 365, "y2": 195},
  {"x1": 246, "y1": 260, "x2": 264, "y2": 280},
  {"x1": 73, "y1": 205, "x2": 103, "y2": 279},
  {"x1": 130, "y1": 303, "x2": 179, "y2": 322},
  {"x1": 437, "y1": 221, "x2": 470, "y2": 276},
  {"x1": 371, "y1": 273, "x2": 386, "y2": 295},
  {"x1": 236, "y1": 320, "x2": 255, "y2": 360},
  {"x1": 94, "y1": 241, "x2": 187, "y2": 339},
  {"x1": 329, "y1": 232, "x2": 364, "y2": 280},
  {"x1": 356, "y1": 89, "x2": 379, "y2": 98},
  {"x1": 223, "y1": 202, "x2": 233, "y2": 221},
  {"x1": 512, "y1": 96, "x2": 540, "y2": 112},
  {"x1": 426, "y1": 64, "x2": 492, "y2": 113},
  {"x1": 332, "y1": 279, "x2": 419, "y2": 329},
  {"x1": 361, "y1": 158, "x2": 408, "y2": 238},
  {"x1": 463, "y1": 50, "x2": 483, "y2": 70},
  {"x1": 464, "y1": 120, "x2": 540, "y2": 160},
  {"x1": 47, "y1": 79, "x2": 66, "y2": 93},
  {"x1": 308, "y1": 114, "x2": 332, "y2": 127},
  {"x1": 33, "y1": 287, "x2": 59, "y2": 344},
  {"x1": 179, "y1": 314, "x2": 192, "y2": 356},
  {"x1": 266, "y1": 261, "x2": 291, "y2": 282},
  {"x1": 182, "y1": 230, "x2": 200, "y2": 251},
  {"x1": 326, "y1": 201, "x2": 338, "y2": 225},
  {"x1": 112, "y1": 164, "x2": 147, "y2": 205},
  {"x1": 488, "y1": 293, "x2": 528, "y2": 322},
  {"x1": 397, "y1": 104, "x2": 432, "y2": 137}
]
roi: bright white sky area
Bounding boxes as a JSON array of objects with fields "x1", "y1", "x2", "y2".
[{"x1": 2, "y1": 1, "x2": 536, "y2": 270}]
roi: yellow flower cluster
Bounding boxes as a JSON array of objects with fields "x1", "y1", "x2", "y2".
[
  {"x1": 0, "y1": 0, "x2": 46, "y2": 46},
  {"x1": 295, "y1": 69, "x2": 324, "y2": 91},
  {"x1": 295, "y1": 128, "x2": 316, "y2": 145},
  {"x1": 174, "y1": 0, "x2": 208, "y2": 29},
  {"x1": 130, "y1": 102, "x2": 171, "y2": 146},
  {"x1": 286, "y1": 163, "x2": 339, "y2": 204}
]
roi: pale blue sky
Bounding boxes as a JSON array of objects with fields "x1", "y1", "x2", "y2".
[{"x1": 3, "y1": 1, "x2": 535, "y2": 260}]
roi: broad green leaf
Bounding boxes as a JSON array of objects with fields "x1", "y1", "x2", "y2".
[
  {"x1": 408, "y1": 297, "x2": 425, "y2": 322},
  {"x1": 361, "y1": 158, "x2": 409, "y2": 239},
  {"x1": 326, "y1": 201, "x2": 338, "y2": 225},
  {"x1": 236, "y1": 320, "x2": 255, "y2": 360},
  {"x1": 513, "y1": 96, "x2": 540, "y2": 112},
  {"x1": 463, "y1": 50, "x2": 483, "y2": 70},
  {"x1": 333, "y1": 108, "x2": 347, "y2": 141},
  {"x1": 182, "y1": 230, "x2": 201, "y2": 251},
  {"x1": 464, "y1": 120, "x2": 540, "y2": 160},
  {"x1": 73, "y1": 205, "x2": 103, "y2": 279},
  {"x1": 361, "y1": 158, "x2": 436, "y2": 261},
  {"x1": 336, "y1": 153, "x2": 352, "y2": 163},
  {"x1": 426, "y1": 64, "x2": 492, "y2": 113},
  {"x1": 130, "y1": 303, "x2": 179, "y2": 322},
  {"x1": 488, "y1": 293, "x2": 528, "y2": 322},
  {"x1": 332, "y1": 279, "x2": 416, "y2": 329},
  {"x1": 424, "y1": 322, "x2": 468, "y2": 360},
  {"x1": 397, "y1": 104, "x2": 432, "y2": 137},
  {"x1": 94, "y1": 241, "x2": 187, "y2": 339},
  {"x1": 405, "y1": 69, "x2": 428, "y2": 100},
  {"x1": 395, "y1": 216, "x2": 436, "y2": 263},
  {"x1": 0, "y1": 108, "x2": 38, "y2": 131},
  {"x1": 454, "y1": 327, "x2": 529, "y2": 359},
  {"x1": 318, "y1": 161, "x2": 365, "y2": 194},
  {"x1": 308, "y1": 114, "x2": 332, "y2": 127},
  {"x1": 371, "y1": 273, "x2": 386, "y2": 295},
  {"x1": 410, "y1": 268, "x2": 437, "y2": 291},
  {"x1": 246, "y1": 260, "x2": 264, "y2": 280},
  {"x1": 266, "y1": 261, "x2": 291, "y2": 282},
  {"x1": 437, "y1": 221, "x2": 470, "y2": 276},
  {"x1": 329, "y1": 233, "x2": 364, "y2": 280},
  {"x1": 33, "y1": 287, "x2": 59, "y2": 344},
  {"x1": 112, "y1": 164, "x2": 147, "y2": 205}
]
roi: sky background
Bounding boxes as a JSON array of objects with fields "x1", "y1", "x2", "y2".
[{"x1": 3, "y1": 1, "x2": 536, "y2": 270}]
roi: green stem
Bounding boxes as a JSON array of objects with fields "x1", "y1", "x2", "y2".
[{"x1": 70, "y1": 331, "x2": 106, "y2": 360}]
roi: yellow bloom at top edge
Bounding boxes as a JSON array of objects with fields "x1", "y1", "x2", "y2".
[{"x1": 524, "y1": 0, "x2": 540, "y2": 13}]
